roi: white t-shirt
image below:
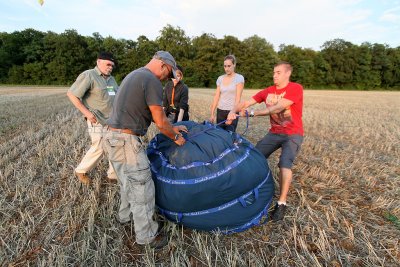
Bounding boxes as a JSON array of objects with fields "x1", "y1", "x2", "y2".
[{"x1": 216, "y1": 73, "x2": 245, "y2": 110}]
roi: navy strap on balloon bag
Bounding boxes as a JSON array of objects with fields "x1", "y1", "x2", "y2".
[
  {"x1": 185, "y1": 111, "x2": 250, "y2": 141},
  {"x1": 156, "y1": 170, "x2": 272, "y2": 233}
]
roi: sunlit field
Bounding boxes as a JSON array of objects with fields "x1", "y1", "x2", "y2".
[{"x1": 1, "y1": 87, "x2": 399, "y2": 266}]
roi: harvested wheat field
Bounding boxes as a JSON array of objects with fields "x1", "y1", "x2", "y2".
[{"x1": 0, "y1": 86, "x2": 399, "y2": 266}]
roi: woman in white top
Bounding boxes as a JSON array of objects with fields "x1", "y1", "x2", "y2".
[{"x1": 210, "y1": 55, "x2": 245, "y2": 132}]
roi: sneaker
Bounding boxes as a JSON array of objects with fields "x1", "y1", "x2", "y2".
[
  {"x1": 271, "y1": 203, "x2": 287, "y2": 221},
  {"x1": 75, "y1": 172, "x2": 91, "y2": 185}
]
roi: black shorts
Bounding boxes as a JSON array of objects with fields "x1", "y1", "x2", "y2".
[
  {"x1": 217, "y1": 108, "x2": 238, "y2": 132},
  {"x1": 255, "y1": 133, "x2": 303, "y2": 169}
]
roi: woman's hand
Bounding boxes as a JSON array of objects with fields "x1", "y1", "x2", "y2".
[
  {"x1": 209, "y1": 114, "x2": 215, "y2": 123},
  {"x1": 226, "y1": 111, "x2": 238, "y2": 125}
]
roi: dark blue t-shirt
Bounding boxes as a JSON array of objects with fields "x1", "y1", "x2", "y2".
[{"x1": 106, "y1": 67, "x2": 163, "y2": 135}]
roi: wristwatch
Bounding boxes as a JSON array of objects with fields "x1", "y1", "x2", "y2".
[
  {"x1": 174, "y1": 133, "x2": 182, "y2": 141},
  {"x1": 249, "y1": 109, "x2": 255, "y2": 117}
]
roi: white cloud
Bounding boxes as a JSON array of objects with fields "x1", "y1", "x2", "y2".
[
  {"x1": 380, "y1": 6, "x2": 400, "y2": 22},
  {"x1": 142, "y1": 0, "x2": 380, "y2": 49},
  {"x1": 3, "y1": 16, "x2": 30, "y2": 22},
  {"x1": 159, "y1": 11, "x2": 178, "y2": 25},
  {"x1": 88, "y1": 0, "x2": 103, "y2": 4},
  {"x1": 0, "y1": 0, "x2": 398, "y2": 50}
]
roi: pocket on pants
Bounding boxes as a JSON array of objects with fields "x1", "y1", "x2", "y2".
[
  {"x1": 128, "y1": 171, "x2": 155, "y2": 204},
  {"x1": 105, "y1": 138, "x2": 125, "y2": 162},
  {"x1": 127, "y1": 137, "x2": 150, "y2": 171}
]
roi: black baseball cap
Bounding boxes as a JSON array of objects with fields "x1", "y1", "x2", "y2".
[{"x1": 98, "y1": 52, "x2": 115, "y2": 63}]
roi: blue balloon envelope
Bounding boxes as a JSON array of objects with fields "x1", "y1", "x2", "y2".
[{"x1": 147, "y1": 121, "x2": 274, "y2": 233}]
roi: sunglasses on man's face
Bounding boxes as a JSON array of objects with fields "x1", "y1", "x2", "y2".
[{"x1": 163, "y1": 64, "x2": 174, "y2": 78}]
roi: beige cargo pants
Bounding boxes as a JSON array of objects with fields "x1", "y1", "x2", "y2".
[
  {"x1": 75, "y1": 120, "x2": 116, "y2": 179},
  {"x1": 103, "y1": 130, "x2": 158, "y2": 245}
]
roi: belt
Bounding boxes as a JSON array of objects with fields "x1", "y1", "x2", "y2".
[{"x1": 107, "y1": 126, "x2": 140, "y2": 136}]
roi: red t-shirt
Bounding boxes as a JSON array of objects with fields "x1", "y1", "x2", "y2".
[{"x1": 252, "y1": 82, "x2": 303, "y2": 135}]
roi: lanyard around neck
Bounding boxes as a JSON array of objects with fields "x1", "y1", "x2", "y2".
[{"x1": 170, "y1": 84, "x2": 176, "y2": 107}]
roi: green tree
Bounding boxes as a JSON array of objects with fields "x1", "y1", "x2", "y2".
[
  {"x1": 241, "y1": 35, "x2": 277, "y2": 88},
  {"x1": 370, "y1": 43, "x2": 391, "y2": 88},
  {"x1": 384, "y1": 47, "x2": 400, "y2": 88},
  {"x1": 102, "y1": 36, "x2": 131, "y2": 81},
  {"x1": 8, "y1": 62, "x2": 45, "y2": 85},
  {"x1": 0, "y1": 27, "x2": 399, "y2": 90},
  {"x1": 156, "y1": 25, "x2": 194, "y2": 85},
  {"x1": 112, "y1": 39, "x2": 137, "y2": 82},
  {"x1": 0, "y1": 29, "x2": 45, "y2": 83},
  {"x1": 278, "y1": 44, "x2": 317, "y2": 87},
  {"x1": 351, "y1": 43, "x2": 374, "y2": 89},
  {"x1": 190, "y1": 33, "x2": 220, "y2": 87},
  {"x1": 312, "y1": 53, "x2": 333, "y2": 87},
  {"x1": 321, "y1": 39, "x2": 357, "y2": 88},
  {"x1": 85, "y1": 32, "x2": 105, "y2": 58},
  {"x1": 156, "y1": 24, "x2": 191, "y2": 60},
  {"x1": 21, "y1": 28, "x2": 46, "y2": 64},
  {"x1": 218, "y1": 35, "x2": 243, "y2": 58},
  {"x1": 116, "y1": 35, "x2": 159, "y2": 82},
  {"x1": 44, "y1": 29, "x2": 89, "y2": 84}
]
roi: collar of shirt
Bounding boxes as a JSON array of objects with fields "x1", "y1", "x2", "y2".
[{"x1": 94, "y1": 66, "x2": 111, "y2": 80}]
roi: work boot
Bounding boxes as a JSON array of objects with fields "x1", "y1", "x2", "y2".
[
  {"x1": 75, "y1": 172, "x2": 91, "y2": 185},
  {"x1": 155, "y1": 221, "x2": 165, "y2": 235},
  {"x1": 270, "y1": 203, "x2": 287, "y2": 222},
  {"x1": 149, "y1": 223, "x2": 169, "y2": 250},
  {"x1": 138, "y1": 222, "x2": 169, "y2": 250},
  {"x1": 115, "y1": 214, "x2": 131, "y2": 225},
  {"x1": 107, "y1": 177, "x2": 118, "y2": 184}
]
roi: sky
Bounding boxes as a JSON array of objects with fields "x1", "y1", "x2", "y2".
[{"x1": 0, "y1": 0, "x2": 399, "y2": 51}]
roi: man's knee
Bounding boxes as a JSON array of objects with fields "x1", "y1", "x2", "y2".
[
  {"x1": 278, "y1": 160, "x2": 294, "y2": 169},
  {"x1": 279, "y1": 135, "x2": 303, "y2": 168},
  {"x1": 255, "y1": 136, "x2": 278, "y2": 158}
]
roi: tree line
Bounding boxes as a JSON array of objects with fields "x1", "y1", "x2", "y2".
[{"x1": 1, "y1": 25, "x2": 399, "y2": 90}]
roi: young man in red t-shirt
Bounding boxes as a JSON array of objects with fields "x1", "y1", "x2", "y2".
[{"x1": 227, "y1": 61, "x2": 303, "y2": 221}]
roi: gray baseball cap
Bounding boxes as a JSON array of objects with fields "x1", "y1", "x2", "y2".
[{"x1": 153, "y1": 51, "x2": 177, "y2": 78}]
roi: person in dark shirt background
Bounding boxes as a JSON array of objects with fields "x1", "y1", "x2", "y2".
[{"x1": 163, "y1": 65, "x2": 189, "y2": 123}]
